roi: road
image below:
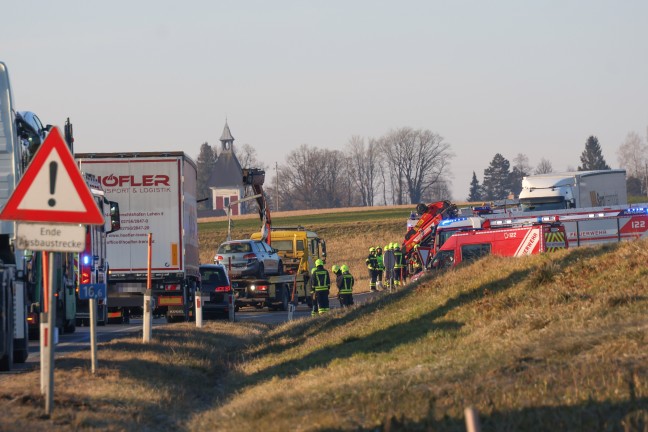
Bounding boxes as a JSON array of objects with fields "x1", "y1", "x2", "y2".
[{"x1": 1, "y1": 290, "x2": 382, "y2": 376}]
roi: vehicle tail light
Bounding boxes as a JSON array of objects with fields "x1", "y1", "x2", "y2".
[
  {"x1": 243, "y1": 253, "x2": 257, "y2": 260},
  {"x1": 215, "y1": 285, "x2": 231, "y2": 292},
  {"x1": 257, "y1": 285, "x2": 268, "y2": 291},
  {"x1": 214, "y1": 255, "x2": 223, "y2": 262},
  {"x1": 81, "y1": 270, "x2": 91, "y2": 284},
  {"x1": 27, "y1": 312, "x2": 38, "y2": 325}
]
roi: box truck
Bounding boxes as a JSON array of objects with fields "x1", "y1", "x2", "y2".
[
  {"x1": 75, "y1": 152, "x2": 200, "y2": 322},
  {"x1": 518, "y1": 170, "x2": 627, "y2": 211}
]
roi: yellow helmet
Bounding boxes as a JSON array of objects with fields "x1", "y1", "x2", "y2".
[
  {"x1": 369, "y1": 247, "x2": 376, "y2": 253},
  {"x1": 340, "y1": 265, "x2": 349, "y2": 272},
  {"x1": 315, "y1": 259, "x2": 324, "y2": 267},
  {"x1": 331, "y1": 265, "x2": 340, "y2": 273}
]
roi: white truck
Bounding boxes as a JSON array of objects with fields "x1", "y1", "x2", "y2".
[
  {"x1": 0, "y1": 62, "x2": 30, "y2": 370},
  {"x1": 518, "y1": 170, "x2": 627, "y2": 212},
  {"x1": 75, "y1": 152, "x2": 200, "y2": 323}
]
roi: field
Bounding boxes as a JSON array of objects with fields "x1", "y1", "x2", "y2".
[
  {"x1": 1, "y1": 206, "x2": 647, "y2": 431},
  {"x1": 198, "y1": 205, "x2": 414, "y2": 291}
]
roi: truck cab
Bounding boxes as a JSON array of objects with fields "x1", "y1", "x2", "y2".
[{"x1": 251, "y1": 226, "x2": 327, "y2": 276}]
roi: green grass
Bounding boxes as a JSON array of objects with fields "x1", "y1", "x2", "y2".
[{"x1": 1, "y1": 211, "x2": 647, "y2": 431}]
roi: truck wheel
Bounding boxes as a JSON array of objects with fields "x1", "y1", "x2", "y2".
[
  {"x1": 0, "y1": 338, "x2": 13, "y2": 371},
  {"x1": 64, "y1": 320, "x2": 76, "y2": 334}
]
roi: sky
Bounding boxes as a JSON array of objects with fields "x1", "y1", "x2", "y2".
[{"x1": 2, "y1": 1, "x2": 647, "y2": 201}]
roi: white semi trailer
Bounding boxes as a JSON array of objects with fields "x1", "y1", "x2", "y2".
[
  {"x1": 518, "y1": 170, "x2": 627, "y2": 212},
  {"x1": 75, "y1": 152, "x2": 200, "y2": 323}
]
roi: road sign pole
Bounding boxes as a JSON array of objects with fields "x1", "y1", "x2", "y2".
[
  {"x1": 89, "y1": 298, "x2": 97, "y2": 373},
  {"x1": 228, "y1": 291, "x2": 235, "y2": 322},
  {"x1": 143, "y1": 233, "x2": 153, "y2": 343},
  {"x1": 195, "y1": 290, "x2": 203, "y2": 328},
  {"x1": 288, "y1": 275, "x2": 297, "y2": 321},
  {"x1": 45, "y1": 251, "x2": 56, "y2": 416}
]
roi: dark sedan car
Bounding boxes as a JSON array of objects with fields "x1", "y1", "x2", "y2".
[{"x1": 199, "y1": 264, "x2": 233, "y2": 318}]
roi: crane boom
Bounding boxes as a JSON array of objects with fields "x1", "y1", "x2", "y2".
[{"x1": 242, "y1": 168, "x2": 272, "y2": 245}]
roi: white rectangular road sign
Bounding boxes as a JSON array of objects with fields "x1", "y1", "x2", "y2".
[{"x1": 16, "y1": 222, "x2": 85, "y2": 252}]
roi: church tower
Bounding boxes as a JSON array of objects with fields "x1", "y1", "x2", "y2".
[{"x1": 207, "y1": 121, "x2": 244, "y2": 215}]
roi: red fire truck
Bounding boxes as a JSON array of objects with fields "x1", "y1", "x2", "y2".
[{"x1": 428, "y1": 221, "x2": 567, "y2": 270}]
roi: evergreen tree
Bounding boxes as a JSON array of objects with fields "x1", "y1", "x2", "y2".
[
  {"x1": 578, "y1": 136, "x2": 610, "y2": 171},
  {"x1": 467, "y1": 171, "x2": 482, "y2": 202},
  {"x1": 482, "y1": 153, "x2": 511, "y2": 200},
  {"x1": 508, "y1": 166, "x2": 526, "y2": 197},
  {"x1": 196, "y1": 142, "x2": 217, "y2": 210}
]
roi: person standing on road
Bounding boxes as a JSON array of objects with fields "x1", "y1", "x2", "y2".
[
  {"x1": 331, "y1": 264, "x2": 342, "y2": 305},
  {"x1": 365, "y1": 247, "x2": 378, "y2": 292},
  {"x1": 338, "y1": 264, "x2": 354, "y2": 307},
  {"x1": 383, "y1": 244, "x2": 395, "y2": 291},
  {"x1": 310, "y1": 259, "x2": 331, "y2": 315},
  {"x1": 375, "y1": 246, "x2": 385, "y2": 290},
  {"x1": 393, "y1": 243, "x2": 406, "y2": 288}
]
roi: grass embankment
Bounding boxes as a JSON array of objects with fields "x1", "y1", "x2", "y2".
[
  {"x1": 1, "y1": 240, "x2": 647, "y2": 431},
  {"x1": 199, "y1": 206, "x2": 409, "y2": 291}
]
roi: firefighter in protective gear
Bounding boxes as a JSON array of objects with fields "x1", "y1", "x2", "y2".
[
  {"x1": 410, "y1": 244, "x2": 423, "y2": 274},
  {"x1": 383, "y1": 243, "x2": 394, "y2": 290},
  {"x1": 337, "y1": 264, "x2": 354, "y2": 307},
  {"x1": 310, "y1": 259, "x2": 330, "y2": 315},
  {"x1": 365, "y1": 247, "x2": 378, "y2": 292},
  {"x1": 393, "y1": 243, "x2": 405, "y2": 287},
  {"x1": 331, "y1": 264, "x2": 342, "y2": 305},
  {"x1": 375, "y1": 246, "x2": 385, "y2": 289}
]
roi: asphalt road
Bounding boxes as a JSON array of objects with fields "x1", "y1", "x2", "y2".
[{"x1": 1, "y1": 290, "x2": 382, "y2": 376}]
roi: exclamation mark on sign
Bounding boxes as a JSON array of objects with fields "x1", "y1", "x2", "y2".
[{"x1": 48, "y1": 161, "x2": 58, "y2": 207}]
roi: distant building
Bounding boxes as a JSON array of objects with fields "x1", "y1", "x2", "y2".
[{"x1": 207, "y1": 121, "x2": 244, "y2": 216}]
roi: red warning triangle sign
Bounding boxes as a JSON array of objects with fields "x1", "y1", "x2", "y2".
[{"x1": 0, "y1": 127, "x2": 104, "y2": 224}]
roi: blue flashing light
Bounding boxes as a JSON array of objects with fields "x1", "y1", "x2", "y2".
[
  {"x1": 82, "y1": 255, "x2": 91, "y2": 265},
  {"x1": 439, "y1": 217, "x2": 467, "y2": 227},
  {"x1": 622, "y1": 207, "x2": 648, "y2": 215}
]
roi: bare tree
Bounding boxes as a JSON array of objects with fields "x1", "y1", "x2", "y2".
[
  {"x1": 235, "y1": 143, "x2": 267, "y2": 170},
  {"x1": 513, "y1": 153, "x2": 532, "y2": 175},
  {"x1": 617, "y1": 131, "x2": 648, "y2": 195},
  {"x1": 379, "y1": 127, "x2": 453, "y2": 204},
  {"x1": 534, "y1": 158, "x2": 553, "y2": 174}
]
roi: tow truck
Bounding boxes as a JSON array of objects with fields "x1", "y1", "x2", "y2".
[{"x1": 219, "y1": 169, "x2": 320, "y2": 311}]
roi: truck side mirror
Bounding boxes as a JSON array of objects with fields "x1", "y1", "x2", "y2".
[{"x1": 107, "y1": 201, "x2": 121, "y2": 234}]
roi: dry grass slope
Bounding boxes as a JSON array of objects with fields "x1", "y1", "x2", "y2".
[{"x1": 1, "y1": 236, "x2": 647, "y2": 431}]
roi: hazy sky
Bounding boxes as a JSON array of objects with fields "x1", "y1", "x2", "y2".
[{"x1": 2, "y1": 1, "x2": 647, "y2": 201}]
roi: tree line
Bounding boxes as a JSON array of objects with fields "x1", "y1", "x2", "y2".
[
  {"x1": 196, "y1": 127, "x2": 454, "y2": 211},
  {"x1": 468, "y1": 133, "x2": 648, "y2": 202},
  {"x1": 196, "y1": 127, "x2": 648, "y2": 211}
]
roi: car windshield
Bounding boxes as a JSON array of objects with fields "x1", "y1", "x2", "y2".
[
  {"x1": 218, "y1": 242, "x2": 252, "y2": 253},
  {"x1": 200, "y1": 268, "x2": 227, "y2": 287}
]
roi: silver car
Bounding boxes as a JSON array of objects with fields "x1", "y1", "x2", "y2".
[{"x1": 214, "y1": 240, "x2": 283, "y2": 278}]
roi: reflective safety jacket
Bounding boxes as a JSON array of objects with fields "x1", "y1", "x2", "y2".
[
  {"x1": 310, "y1": 267, "x2": 331, "y2": 291},
  {"x1": 394, "y1": 249, "x2": 405, "y2": 269},
  {"x1": 337, "y1": 272, "x2": 354, "y2": 294},
  {"x1": 366, "y1": 254, "x2": 378, "y2": 270},
  {"x1": 376, "y1": 253, "x2": 385, "y2": 271}
]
